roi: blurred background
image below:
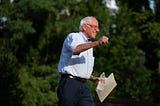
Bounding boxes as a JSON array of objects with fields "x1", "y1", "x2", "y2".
[{"x1": 0, "y1": 0, "x2": 160, "y2": 106}]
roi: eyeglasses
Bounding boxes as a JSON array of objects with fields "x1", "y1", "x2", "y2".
[{"x1": 86, "y1": 24, "x2": 99, "y2": 29}]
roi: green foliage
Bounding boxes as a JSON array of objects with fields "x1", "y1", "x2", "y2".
[
  {"x1": 133, "y1": 9, "x2": 160, "y2": 102},
  {"x1": 0, "y1": 46, "x2": 19, "y2": 105},
  {"x1": 17, "y1": 65, "x2": 59, "y2": 106}
]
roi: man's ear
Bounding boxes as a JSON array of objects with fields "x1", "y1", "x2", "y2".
[{"x1": 82, "y1": 23, "x2": 87, "y2": 31}]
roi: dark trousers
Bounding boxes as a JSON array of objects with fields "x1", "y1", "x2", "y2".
[{"x1": 57, "y1": 77, "x2": 94, "y2": 106}]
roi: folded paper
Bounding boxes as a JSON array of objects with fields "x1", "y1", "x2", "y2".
[{"x1": 96, "y1": 73, "x2": 117, "y2": 102}]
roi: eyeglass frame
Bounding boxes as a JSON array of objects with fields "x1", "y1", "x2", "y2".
[{"x1": 86, "y1": 23, "x2": 99, "y2": 29}]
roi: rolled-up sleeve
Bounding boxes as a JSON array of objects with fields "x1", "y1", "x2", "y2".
[{"x1": 65, "y1": 33, "x2": 82, "y2": 53}]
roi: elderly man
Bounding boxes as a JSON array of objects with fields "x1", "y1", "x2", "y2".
[{"x1": 57, "y1": 16, "x2": 109, "y2": 106}]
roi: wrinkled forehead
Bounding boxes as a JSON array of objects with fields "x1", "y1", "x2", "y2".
[{"x1": 89, "y1": 18, "x2": 98, "y2": 25}]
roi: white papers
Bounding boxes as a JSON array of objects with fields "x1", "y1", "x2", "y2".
[{"x1": 96, "y1": 73, "x2": 117, "y2": 102}]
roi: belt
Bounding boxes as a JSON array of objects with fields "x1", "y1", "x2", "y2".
[{"x1": 61, "y1": 74, "x2": 87, "y2": 83}]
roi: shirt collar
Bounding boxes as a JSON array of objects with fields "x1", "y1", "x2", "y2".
[{"x1": 79, "y1": 32, "x2": 91, "y2": 42}]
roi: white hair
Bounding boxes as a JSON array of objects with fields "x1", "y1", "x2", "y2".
[{"x1": 79, "y1": 16, "x2": 96, "y2": 31}]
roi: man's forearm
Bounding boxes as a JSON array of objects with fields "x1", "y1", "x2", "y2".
[{"x1": 73, "y1": 41, "x2": 100, "y2": 55}]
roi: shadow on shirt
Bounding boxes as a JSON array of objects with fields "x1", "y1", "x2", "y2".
[{"x1": 67, "y1": 55, "x2": 86, "y2": 65}]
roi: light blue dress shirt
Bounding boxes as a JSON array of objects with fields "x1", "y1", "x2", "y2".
[{"x1": 58, "y1": 32, "x2": 95, "y2": 79}]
